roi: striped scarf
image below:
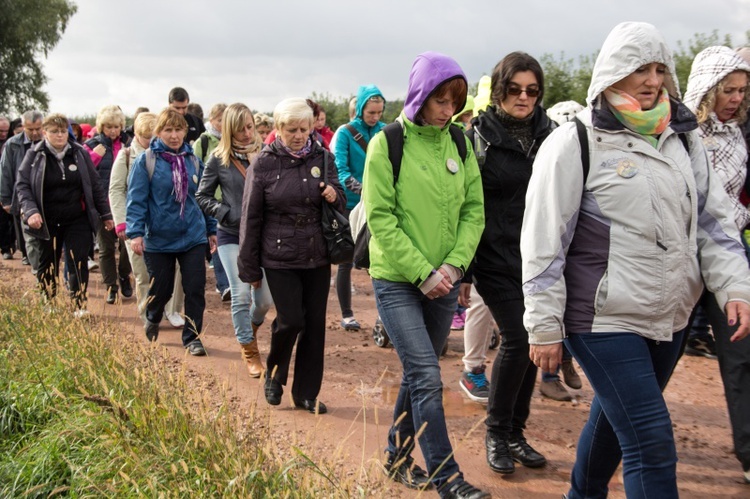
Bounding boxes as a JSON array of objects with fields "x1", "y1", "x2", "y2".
[
  {"x1": 159, "y1": 149, "x2": 189, "y2": 219},
  {"x1": 603, "y1": 87, "x2": 671, "y2": 147}
]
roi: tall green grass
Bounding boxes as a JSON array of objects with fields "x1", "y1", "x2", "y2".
[{"x1": 0, "y1": 282, "x2": 366, "y2": 497}]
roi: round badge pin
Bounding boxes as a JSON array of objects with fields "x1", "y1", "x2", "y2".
[
  {"x1": 68, "y1": 164, "x2": 78, "y2": 172},
  {"x1": 311, "y1": 166, "x2": 321, "y2": 179},
  {"x1": 192, "y1": 174, "x2": 198, "y2": 184},
  {"x1": 446, "y1": 158, "x2": 459, "y2": 174},
  {"x1": 616, "y1": 159, "x2": 638, "y2": 178}
]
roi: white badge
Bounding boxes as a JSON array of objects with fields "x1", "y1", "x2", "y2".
[
  {"x1": 192, "y1": 174, "x2": 198, "y2": 184},
  {"x1": 68, "y1": 164, "x2": 78, "y2": 172},
  {"x1": 446, "y1": 158, "x2": 459, "y2": 174},
  {"x1": 311, "y1": 166, "x2": 321, "y2": 179}
]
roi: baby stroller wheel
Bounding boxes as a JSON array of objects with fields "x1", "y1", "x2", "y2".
[{"x1": 373, "y1": 317, "x2": 390, "y2": 348}]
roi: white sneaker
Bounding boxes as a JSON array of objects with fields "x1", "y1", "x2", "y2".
[
  {"x1": 165, "y1": 312, "x2": 185, "y2": 328},
  {"x1": 74, "y1": 309, "x2": 90, "y2": 319},
  {"x1": 87, "y1": 259, "x2": 99, "y2": 271}
]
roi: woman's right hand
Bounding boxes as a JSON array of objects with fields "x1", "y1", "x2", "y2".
[
  {"x1": 458, "y1": 283, "x2": 472, "y2": 308},
  {"x1": 27, "y1": 213, "x2": 43, "y2": 229},
  {"x1": 131, "y1": 236, "x2": 145, "y2": 256},
  {"x1": 530, "y1": 343, "x2": 563, "y2": 373}
]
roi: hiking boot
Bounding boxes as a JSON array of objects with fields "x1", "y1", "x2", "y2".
[
  {"x1": 440, "y1": 480, "x2": 490, "y2": 499},
  {"x1": 120, "y1": 276, "x2": 133, "y2": 298},
  {"x1": 145, "y1": 320, "x2": 159, "y2": 342},
  {"x1": 540, "y1": 379, "x2": 573, "y2": 401},
  {"x1": 486, "y1": 432, "x2": 514, "y2": 474},
  {"x1": 264, "y1": 373, "x2": 283, "y2": 406},
  {"x1": 106, "y1": 286, "x2": 117, "y2": 304},
  {"x1": 341, "y1": 316, "x2": 361, "y2": 331},
  {"x1": 240, "y1": 340, "x2": 263, "y2": 378},
  {"x1": 685, "y1": 336, "x2": 718, "y2": 360},
  {"x1": 561, "y1": 358, "x2": 582, "y2": 389},
  {"x1": 459, "y1": 365, "x2": 489, "y2": 404},
  {"x1": 186, "y1": 339, "x2": 206, "y2": 356},
  {"x1": 508, "y1": 434, "x2": 547, "y2": 468},
  {"x1": 293, "y1": 398, "x2": 327, "y2": 414},
  {"x1": 383, "y1": 452, "x2": 433, "y2": 490}
]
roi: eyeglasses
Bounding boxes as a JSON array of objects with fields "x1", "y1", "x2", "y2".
[{"x1": 506, "y1": 86, "x2": 540, "y2": 97}]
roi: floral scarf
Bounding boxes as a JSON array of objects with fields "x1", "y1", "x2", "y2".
[
  {"x1": 603, "y1": 87, "x2": 671, "y2": 147},
  {"x1": 158, "y1": 145, "x2": 189, "y2": 219},
  {"x1": 277, "y1": 135, "x2": 313, "y2": 158}
]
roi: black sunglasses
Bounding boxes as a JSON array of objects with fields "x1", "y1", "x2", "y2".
[{"x1": 506, "y1": 86, "x2": 540, "y2": 97}]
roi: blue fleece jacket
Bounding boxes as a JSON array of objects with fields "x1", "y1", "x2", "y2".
[{"x1": 334, "y1": 84, "x2": 386, "y2": 209}]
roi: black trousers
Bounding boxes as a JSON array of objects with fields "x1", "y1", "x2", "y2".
[
  {"x1": 143, "y1": 244, "x2": 206, "y2": 346},
  {"x1": 12, "y1": 214, "x2": 27, "y2": 258},
  {"x1": 476, "y1": 283, "x2": 537, "y2": 439},
  {"x1": 28, "y1": 217, "x2": 92, "y2": 308},
  {"x1": 265, "y1": 265, "x2": 331, "y2": 401},
  {"x1": 0, "y1": 208, "x2": 14, "y2": 253}
]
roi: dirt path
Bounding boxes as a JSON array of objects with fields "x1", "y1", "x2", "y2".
[{"x1": 3, "y1": 255, "x2": 749, "y2": 498}]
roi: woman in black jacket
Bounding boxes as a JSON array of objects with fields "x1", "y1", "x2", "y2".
[
  {"x1": 462, "y1": 52, "x2": 555, "y2": 475},
  {"x1": 238, "y1": 98, "x2": 345, "y2": 414},
  {"x1": 16, "y1": 113, "x2": 114, "y2": 315}
]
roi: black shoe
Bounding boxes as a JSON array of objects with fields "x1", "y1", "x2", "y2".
[
  {"x1": 440, "y1": 480, "x2": 490, "y2": 499},
  {"x1": 383, "y1": 452, "x2": 432, "y2": 490},
  {"x1": 120, "y1": 276, "x2": 133, "y2": 298},
  {"x1": 186, "y1": 339, "x2": 206, "y2": 356},
  {"x1": 2, "y1": 251, "x2": 12, "y2": 260},
  {"x1": 106, "y1": 287, "x2": 117, "y2": 304},
  {"x1": 293, "y1": 398, "x2": 327, "y2": 414},
  {"x1": 508, "y1": 434, "x2": 547, "y2": 468},
  {"x1": 685, "y1": 336, "x2": 718, "y2": 360},
  {"x1": 221, "y1": 287, "x2": 231, "y2": 302},
  {"x1": 21, "y1": 256, "x2": 30, "y2": 266},
  {"x1": 145, "y1": 320, "x2": 159, "y2": 342},
  {"x1": 264, "y1": 374, "x2": 282, "y2": 406},
  {"x1": 486, "y1": 433, "x2": 514, "y2": 474}
]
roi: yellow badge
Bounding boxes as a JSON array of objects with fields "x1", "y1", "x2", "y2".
[{"x1": 311, "y1": 167, "x2": 321, "y2": 179}]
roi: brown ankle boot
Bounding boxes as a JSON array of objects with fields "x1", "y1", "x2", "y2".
[{"x1": 240, "y1": 339, "x2": 263, "y2": 378}]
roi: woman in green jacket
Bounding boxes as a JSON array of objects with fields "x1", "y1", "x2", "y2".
[{"x1": 363, "y1": 52, "x2": 486, "y2": 499}]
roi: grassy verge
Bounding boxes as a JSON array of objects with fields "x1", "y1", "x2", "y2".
[{"x1": 0, "y1": 281, "x2": 362, "y2": 497}]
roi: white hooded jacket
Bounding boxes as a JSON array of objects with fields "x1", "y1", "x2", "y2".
[{"x1": 521, "y1": 22, "x2": 750, "y2": 345}]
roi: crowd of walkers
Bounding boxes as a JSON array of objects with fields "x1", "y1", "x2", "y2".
[{"x1": 2, "y1": 21, "x2": 750, "y2": 498}]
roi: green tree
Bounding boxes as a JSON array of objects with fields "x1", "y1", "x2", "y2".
[
  {"x1": 540, "y1": 51, "x2": 595, "y2": 108},
  {"x1": 0, "y1": 0, "x2": 77, "y2": 114}
]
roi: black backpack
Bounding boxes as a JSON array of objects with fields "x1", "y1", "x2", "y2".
[{"x1": 352, "y1": 122, "x2": 468, "y2": 269}]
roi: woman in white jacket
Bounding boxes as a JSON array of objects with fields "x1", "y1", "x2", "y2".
[{"x1": 522, "y1": 23, "x2": 750, "y2": 498}]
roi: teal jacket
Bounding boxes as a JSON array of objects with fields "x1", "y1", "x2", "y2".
[
  {"x1": 363, "y1": 113, "x2": 484, "y2": 284},
  {"x1": 334, "y1": 84, "x2": 385, "y2": 210}
]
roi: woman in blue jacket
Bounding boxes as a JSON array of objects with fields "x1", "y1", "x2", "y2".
[
  {"x1": 126, "y1": 108, "x2": 217, "y2": 356},
  {"x1": 333, "y1": 84, "x2": 385, "y2": 331}
]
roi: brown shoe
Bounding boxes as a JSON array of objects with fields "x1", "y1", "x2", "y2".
[
  {"x1": 540, "y1": 379, "x2": 572, "y2": 401},
  {"x1": 561, "y1": 359, "x2": 582, "y2": 389},
  {"x1": 240, "y1": 339, "x2": 263, "y2": 378}
]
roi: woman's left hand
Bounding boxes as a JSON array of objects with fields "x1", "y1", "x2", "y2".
[
  {"x1": 530, "y1": 343, "x2": 563, "y2": 373},
  {"x1": 319, "y1": 182, "x2": 337, "y2": 204},
  {"x1": 726, "y1": 301, "x2": 750, "y2": 342},
  {"x1": 208, "y1": 235, "x2": 218, "y2": 254}
]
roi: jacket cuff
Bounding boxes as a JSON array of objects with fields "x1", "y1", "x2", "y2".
[
  {"x1": 418, "y1": 270, "x2": 443, "y2": 295},
  {"x1": 528, "y1": 330, "x2": 565, "y2": 345},
  {"x1": 115, "y1": 223, "x2": 126, "y2": 234}
]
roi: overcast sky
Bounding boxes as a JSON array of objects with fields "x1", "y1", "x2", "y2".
[{"x1": 41, "y1": 0, "x2": 750, "y2": 118}]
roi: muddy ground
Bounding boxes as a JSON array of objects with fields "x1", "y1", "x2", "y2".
[{"x1": 3, "y1": 254, "x2": 749, "y2": 498}]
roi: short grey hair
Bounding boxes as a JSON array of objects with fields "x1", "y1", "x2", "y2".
[
  {"x1": 273, "y1": 98, "x2": 313, "y2": 130},
  {"x1": 22, "y1": 110, "x2": 43, "y2": 124},
  {"x1": 0, "y1": 116, "x2": 9, "y2": 125}
]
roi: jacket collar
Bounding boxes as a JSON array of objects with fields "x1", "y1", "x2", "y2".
[{"x1": 473, "y1": 106, "x2": 555, "y2": 150}]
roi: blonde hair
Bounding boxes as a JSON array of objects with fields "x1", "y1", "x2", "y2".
[
  {"x1": 154, "y1": 108, "x2": 188, "y2": 135},
  {"x1": 214, "y1": 103, "x2": 262, "y2": 166},
  {"x1": 273, "y1": 98, "x2": 313, "y2": 130},
  {"x1": 133, "y1": 112, "x2": 157, "y2": 139},
  {"x1": 695, "y1": 71, "x2": 750, "y2": 125},
  {"x1": 209, "y1": 103, "x2": 228, "y2": 122},
  {"x1": 254, "y1": 113, "x2": 273, "y2": 129},
  {"x1": 95, "y1": 104, "x2": 126, "y2": 131},
  {"x1": 42, "y1": 113, "x2": 69, "y2": 131}
]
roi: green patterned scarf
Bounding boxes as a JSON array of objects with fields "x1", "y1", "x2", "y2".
[{"x1": 603, "y1": 87, "x2": 671, "y2": 147}]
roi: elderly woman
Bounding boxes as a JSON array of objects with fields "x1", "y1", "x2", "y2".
[
  {"x1": 238, "y1": 98, "x2": 344, "y2": 415},
  {"x1": 197, "y1": 103, "x2": 273, "y2": 378},
  {"x1": 683, "y1": 46, "x2": 750, "y2": 485},
  {"x1": 126, "y1": 108, "x2": 217, "y2": 356},
  {"x1": 363, "y1": 52, "x2": 486, "y2": 498},
  {"x1": 84, "y1": 105, "x2": 133, "y2": 304},
  {"x1": 460, "y1": 52, "x2": 557, "y2": 474},
  {"x1": 15, "y1": 113, "x2": 114, "y2": 314},
  {"x1": 522, "y1": 22, "x2": 750, "y2": 498}
]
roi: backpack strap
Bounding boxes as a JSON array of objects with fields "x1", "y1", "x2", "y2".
[
  {"x1": 200, "y1": 134, "x2": 209, "y2": 162},
  {"x1": 678, "y1": 133, "x2": 689, "y2": 154},
  {"x1": 448, "y1": 124, "x2": 468, "y2": 164},
  {"x1": 344, "y1": 124, "x2": 368, "y2": 153},
  {"x1": 145, "y1": 148, "x2": 156, "y2": 180},
  {"x1": 574, "y1": 117, "x2": 589, "y2": 186},
  {"x1": 382, "y1": 122, "x2": 404, "y2": 185}
]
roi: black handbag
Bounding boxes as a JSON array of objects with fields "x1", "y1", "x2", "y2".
[
  {"x1": 320, "y1": 152, "x2": 354, "y2": 265},
  {"x1": 352, "y1": 222, "x2": 371, "y2": 269}
]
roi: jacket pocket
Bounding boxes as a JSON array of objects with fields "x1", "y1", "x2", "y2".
[
  {"x1": 593, "y1": 269, "x2": 609, "y2": 315},
  {"x1": 263, "y1": 224, "x2": 297, "y2": 262}
]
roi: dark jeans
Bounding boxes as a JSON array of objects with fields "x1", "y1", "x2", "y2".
[
  {"x1": 0, "y1": 208, "x2": 14, "y2": 252},
  {"x1": 27, "y1": 217, "x2": 92, "y2": 308},
  {"x1": 12, "y1": 214, "x2": 27, "y2": 258},
  {"x1": 684, "y1": 290, "x2": 750, "y2": 471},
  {"x1": 372, "y1": 278, "x2": 462, "y2": 490},
  {"x1": 97, "y1": 226, "x2": 132, "y2": 290},
  {"x1": 335, "y1": 208, "x2": 353, "y2": 318},
  {"x1": 565, "y1": 330, "x2": 685, "y2": 499},
  {"x1": 478, "y1": 293, "x2": 536, "y2": 439},
  {"x1": 143, "y1": 244, "x2": 206, "y2": 346},
  {"x1": 264, "y1": 266, "x2": 330, "y2": 401}
]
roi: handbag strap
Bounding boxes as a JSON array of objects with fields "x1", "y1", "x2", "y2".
[{"x1": 229, "y1": 155, "x2": 247, "y2": 179}]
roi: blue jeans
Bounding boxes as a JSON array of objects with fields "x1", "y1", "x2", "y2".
[
  {"x1": 372, "y1": 278, "x2": 462, "y2": 490},
  {"x1": 217, "y1": 243, "x2": 274, "y2": 344},
  {"x1": 212, "y1": 249, "x2": 229, "y2": 293},
  {"x1": 565, "y1": 330, "x2": 685, "y2": 499}
]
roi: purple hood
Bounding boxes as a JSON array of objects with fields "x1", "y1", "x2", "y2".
[{"x1": 403, "y1": 52, "x2": 467, "y2": 123}]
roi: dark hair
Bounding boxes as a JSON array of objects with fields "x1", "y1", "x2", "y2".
[
  {"x1": 187, "y1": 102, "x2": 204, "y2": 120},
  {"x1": 490, "y1": 52, "x2": 544, "y2": 106},
  {"x1": 305, "y1": 99, "x2": 322, "y2": 119},
  {"x1": 168, "y1": 87, "x2": 190, "y2": 104}
]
